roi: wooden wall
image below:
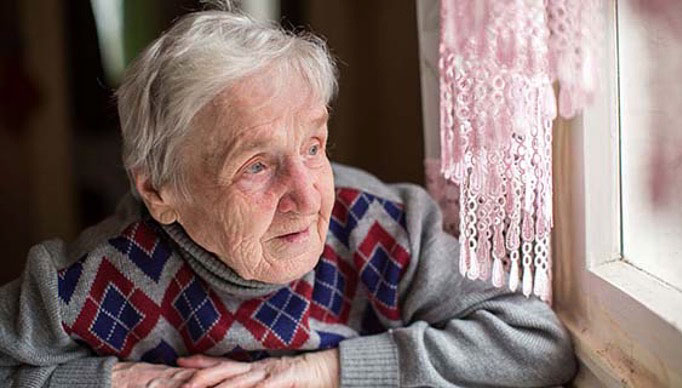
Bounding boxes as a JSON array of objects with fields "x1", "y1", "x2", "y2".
[{"x1": 294, "y1": 0, "x2": 424, "y2": 185}]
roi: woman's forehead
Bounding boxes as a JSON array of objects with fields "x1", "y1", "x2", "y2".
[{"x1": 212, "y1": 69, "x2": 326, "y2": 125}]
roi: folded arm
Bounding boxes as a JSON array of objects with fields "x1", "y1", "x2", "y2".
[
  {"x1": 0, "y1": 242, "x2": 194, "y2": 388},
  {"x1": 338, "y1": 185, "x2": 576, "y2": 387}
]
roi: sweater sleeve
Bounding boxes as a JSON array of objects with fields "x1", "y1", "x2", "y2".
[
  {"x1": 338, "y1": 184, "x2": 576, "y2": 387},
  {"x1": 0, "y1": 242, "x2": 117, "y2": 388}
]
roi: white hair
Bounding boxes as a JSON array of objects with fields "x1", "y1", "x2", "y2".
[{"x1": 116, "y1": 5, "x2": 337, "y2": 199}]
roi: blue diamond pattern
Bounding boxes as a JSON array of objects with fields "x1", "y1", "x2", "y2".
[
  {"x1": 119, "y1": 303, "x2": 142, "y2": 329},
  {"x1": 350, "y1": 194, "x2": 371, "y2": 218},
  {"x1": 381, "y1": 200, "x2": 404, "y2": 225},
  {"x1": 58, "y1": 257, "x2": 84, "y2": 304},
  {"x1": 316, "y1": 260, "x2": 336, "y2": 284},
  {"x1": 377, "y1": 283, "x2": 397, "y2": 306},
  {"x1": 91, "y1": 285, "x2": 142, "y2": 351},
  {"x1": 360, "y1": 265, "x2": 381, "y2": 293},
  {"x1": 361, "y1": 246, "x2": 400, "y2": 307},
  {"x1": 268, "y1": 287, "x2": 290, "y2": 309},
  {"x1": 255, "y1": 288, "x2": 309, "y2": 344},
  {"x1": 286, "y1": 294, "x2": 307, "y2": 316},
  {"x1": 313, "y1": 283, "x2": 333, "y2": 307},
  {"x1": 255, "y1": 304, "x2": 279, "y2": 325},
  {"x1": 383, "y1": 259, "x2": 402, "y2": 284},
  {"x1": 337, "y1": 275, "x2": 346, "y2": 291},
  {"x1": 102, "y1": 285, "x2": 126, "y2": 312},
  {"x1": 272, "y1": 314, "x2": 297, "y2": 343},
  {"x1": 313, "y1": 260, "x2": 348, "y2": 316},
  {"x1": 331, "y1": 292, "x2": 344, "y2": 314},
  {"x1": 173, "y1": 278, "x2": 219, "y2": 343},
  {"x1": 329, "y1": 217, "x2": 357, "y2": 247}
]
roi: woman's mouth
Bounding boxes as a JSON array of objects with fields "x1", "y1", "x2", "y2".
[{"x1": 277, "y1": 225, "x2": 311, "y2": 243}]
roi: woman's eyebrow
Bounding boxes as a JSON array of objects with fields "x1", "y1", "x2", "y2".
[
  {"x1": 233, "y1": 138, "x2": 272, "y2": 156},
  {"x1": 207, "y1": 125, "x2": 272, "y2": 171},
  {"x1": 218, "y1": 136, "x2": 272, "y2": 168}
]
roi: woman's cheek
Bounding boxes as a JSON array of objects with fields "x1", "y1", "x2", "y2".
[
  {"x1": 225, "y1": 187, "x2": 277, "y2": 234},
  {"x1": 317, "y1": 162, "x2": 335, "y2": 213}
]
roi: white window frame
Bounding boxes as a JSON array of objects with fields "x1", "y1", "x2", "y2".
[{"x1": 553, "y1": 0, "x2": 682, "y2": 386}]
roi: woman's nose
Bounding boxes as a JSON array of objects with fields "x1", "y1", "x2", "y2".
[{"x1": 277, "y1": 160, "x2": 319, "y2": 215}]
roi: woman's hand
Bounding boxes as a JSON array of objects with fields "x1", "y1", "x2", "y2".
[
  {"x1": 176, "y1": 348, "x2": 340, "y2": 388},
  {"x1": 111, "y1": 361, "x2": 196, "y2": 388}
]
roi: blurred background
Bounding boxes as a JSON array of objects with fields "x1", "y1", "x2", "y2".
[{"x1": 0, "y1": 0, "x2": 424, "y2": 285}]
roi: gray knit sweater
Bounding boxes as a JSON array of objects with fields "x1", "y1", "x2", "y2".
[{"x1": 0, "y1": 164, "x2": 576, "y2": 387}]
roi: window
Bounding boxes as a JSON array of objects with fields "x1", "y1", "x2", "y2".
[
  {"x1": 553, "y1": 0, "x2": 682, "y2": 385},
  {"x1": 618, "y1": 0, "x2": 682, "y2": 290}
]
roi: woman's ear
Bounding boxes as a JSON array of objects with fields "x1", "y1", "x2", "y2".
[{"x1": 133, "y1": 171, "x2": 179, "y2": 225}]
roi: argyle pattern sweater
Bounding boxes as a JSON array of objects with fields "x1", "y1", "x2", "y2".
[
  {"x1": 0, "y1": 164, "x2": 576, "y2": 387},
  {"x1": 57, "y1": 186, "x2": 410, "y2": 364}
]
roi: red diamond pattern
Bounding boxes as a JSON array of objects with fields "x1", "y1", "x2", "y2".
[{"x1": 69, "y1": 258, "x2": 160, "y2": 358}]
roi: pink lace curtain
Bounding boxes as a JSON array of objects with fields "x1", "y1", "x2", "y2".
[
  {"x1": 424, "y1": 0, "x2": 682, "y2": 303},
  {"x1": 434, "y1": 0, "x2": 602, "y2": 302}
]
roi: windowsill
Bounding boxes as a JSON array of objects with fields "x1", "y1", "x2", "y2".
[
  {"x1": 555, "y1": 259, "x2": 682, "y2": 387},
  {"x1": 590, "y1": 260, "x2": 682, "y2": 333}
]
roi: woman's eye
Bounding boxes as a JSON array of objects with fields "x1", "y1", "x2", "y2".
[
  {"x1": 246, "y1": 161, "x2": 266, "y2": 174},
  {"x1": 308, "y1": 144, "x2": 320, "y2": 156}
]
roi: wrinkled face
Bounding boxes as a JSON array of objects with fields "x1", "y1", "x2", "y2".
[{"x1": 171, "y1": 68, "x2": 335, "y2": 284}]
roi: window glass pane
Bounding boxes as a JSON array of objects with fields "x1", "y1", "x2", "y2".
[{"x1": 619, "y1": 0, "x2": 682, "y2": 289}]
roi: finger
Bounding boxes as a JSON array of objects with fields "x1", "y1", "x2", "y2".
[
  {"x1": 148, "y1": 368, "x2": 196, "y2": 388},
  {"x1": 177, "y1": 354, "x2": 223, "y2": 368},
  {"x1": 214, "y1": 368, "x2": 267, "y2": 388},
  {"x1": 168, "y1": 368, "x2": 196, "y2": 381},
  {"x1": 253, "y1": 366, "x2": 296, "y2": 388},
  {"x1": 182, "y1": 362, "x2": 253, "y2": 388}
]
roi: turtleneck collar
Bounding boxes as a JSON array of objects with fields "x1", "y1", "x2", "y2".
[{"x1": 160, "y1": 222, "x2": 288, "y2": 298}]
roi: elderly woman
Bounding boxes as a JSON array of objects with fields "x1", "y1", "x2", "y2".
[{"x1": 0, "y1": 5, "x2": 575, "y2": 388}]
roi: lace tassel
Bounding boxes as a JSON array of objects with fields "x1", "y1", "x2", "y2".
[
  {"x1": 533, "y1": 266, "x2": 548, "y2": 299},
  {"x1": 522, "y1": 263, "x2": 533, "y2": 297},
  {"x1": 492, "y1": 258, "x2": 504, "y2": 287},
  {"x1": 459, "y1": 239, "x2": 468, "y2": 276},
  {"x1": 509, "y1": 259, "x2": 519, "y2": 292},
  {"x1": 467, "y1": 246, "x2": 480, "y2": 280}
]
